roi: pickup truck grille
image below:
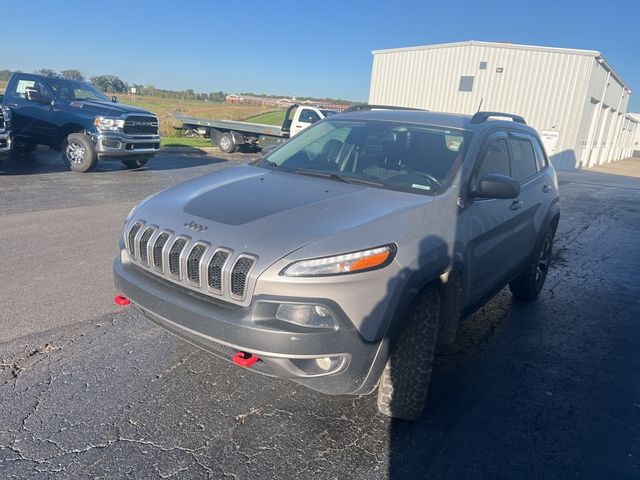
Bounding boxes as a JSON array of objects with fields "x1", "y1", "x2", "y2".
[
  {"x1": 125, "y1": 221, "x2": 256, "y2": 303},
  {"x1": 123, "y1": 115, "x2": 159, "y2": 136},
  {"x1": 0, "y1": 109, "x2": 4, "y2": 131}
]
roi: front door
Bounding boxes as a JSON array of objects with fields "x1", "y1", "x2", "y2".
[{"x1": 463, "y1": 133, "x2": 523, "y2": 304}]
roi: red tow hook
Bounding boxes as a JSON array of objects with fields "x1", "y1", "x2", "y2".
[
  {"x1": 233, "y1": 351, "x2": 259, "y2": 368},
  {"x1": 114, "y1": 294, "x2": 130, "y2": 306}
]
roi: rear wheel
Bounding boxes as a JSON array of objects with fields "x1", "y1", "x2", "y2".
[
  {"x1": 218, "y1": 132, "x2": 236, "y2": 154},
  {"x1": 377, "y1": 286, "x2": 440, "y2": 421},
  {"x1": 61, "y1": 133, "x2": 97, "y2": 173},
  {"x1": 509, "y1": 227, "x2": 554, "y2": 300},
  {"x1": 121, "y1": 158, "x2": 149, "y2": 169}
]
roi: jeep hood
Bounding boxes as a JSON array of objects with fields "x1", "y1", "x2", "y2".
[{"x1": 132, "y1": 165, "x2": 434, "y2": 265}]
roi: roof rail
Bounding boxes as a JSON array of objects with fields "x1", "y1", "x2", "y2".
[
  {"x1": 342, "y1": 104, "x2": 427, "y2": 113},
  {"x1": 470, "y1": 111, "x2": 526, "y2": 124}
]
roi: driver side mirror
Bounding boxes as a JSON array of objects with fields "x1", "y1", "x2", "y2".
[
  {"x1": 472, "y1": 174, "x2": 520, "y2": 199},
  {"x1": 111, "y1": 96, "x2": 118, "y2": 103}
]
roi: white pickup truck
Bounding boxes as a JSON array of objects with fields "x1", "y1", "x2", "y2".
[{"x1": 175, "y1": 104, "x2": 337, "y2": 153}]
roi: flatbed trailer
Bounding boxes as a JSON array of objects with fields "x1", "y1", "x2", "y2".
[{"x1": 174, "y1": 104, "x2": 337, "y2": 153}]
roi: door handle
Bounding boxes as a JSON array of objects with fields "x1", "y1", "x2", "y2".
[
  {"x1": 541, "y1": 185, "x2": 552, "y2": 193},
  {"x1": 510, "y1": 200, "x2": 524, "y2": 211}
]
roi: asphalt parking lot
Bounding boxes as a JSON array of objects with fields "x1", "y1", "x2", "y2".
[{"x1": 1, "y1": 149, "x2": 639, "y2": 479}]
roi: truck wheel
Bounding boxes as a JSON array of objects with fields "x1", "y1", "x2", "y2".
[
  {"x1": 121, "y1": 158, "x2": 149, "y2": 169},
  {"x1": 218, "y1": 133, "x2": 236, "y2": 154},
  {"x1": 509, "y1": 227, "x2": 554, "y2": 300},
  {"x1": 377, "y1": 285, "x2": 440, "y2": 421},
  {"x1": 13, "y1": 141, "x2": 37, "y2": 153},
  {"x1": 61, "y1": 133, "x2": 97, "y2": 173}
]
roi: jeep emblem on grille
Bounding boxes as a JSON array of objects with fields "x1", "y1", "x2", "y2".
[{"x1": 184, "y1": 221, "x2": 208, "y2": 232}]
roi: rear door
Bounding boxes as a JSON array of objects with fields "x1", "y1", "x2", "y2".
[
  {"x1": 507, "y1": 131, "x2": 556, "y2": 266},
  {"x1": 4, "y1": 75, "x2": 55, "y2": 145},
  {"x1": 464, "y1": 132, "x2": 523, "y2": 303}
]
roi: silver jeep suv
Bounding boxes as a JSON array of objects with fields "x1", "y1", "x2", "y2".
[{"x1": 114, "y1": 106, "x2": 560, "y2": 420}]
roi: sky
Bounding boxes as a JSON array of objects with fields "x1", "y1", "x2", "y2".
[{"x1": 4, "y1": 0, "x2": 640, "y2": 110}]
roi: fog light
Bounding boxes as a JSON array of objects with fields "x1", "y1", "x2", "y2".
[
  {"x1": 315, "y1": 357, "x2": 333, "y2": 371},
  {"x1": 275, "y1": 304, "x2": 337, "y2": 330}
]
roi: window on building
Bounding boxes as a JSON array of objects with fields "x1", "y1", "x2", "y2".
[
  {"x1": 458, "y1": 76, "x2": 474, "y2": 92},
  {"x1": 479, "y1": 62, "x2": 487, "y2": 70},
  {"x1": 509, "y1": 137, "x2": 538, "y2": 181}
]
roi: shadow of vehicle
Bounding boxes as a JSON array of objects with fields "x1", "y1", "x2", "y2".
[{"x1": 0, "y1": 148, "x2": 231, "y2": 175}]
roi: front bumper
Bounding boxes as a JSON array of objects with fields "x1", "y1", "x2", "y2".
[
  {"x1": 113, "y1": 253, "x2": 386, "y2": 395},
  {"x1": 92, "y1": 131, "x2": 160, "y2": 159},
  {"x1": 0, "y1": 130, "x2": 12, "y2": 154}
]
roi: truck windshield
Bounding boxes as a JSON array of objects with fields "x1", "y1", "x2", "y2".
[
  {"x1": 47, "y1": 79, "x2": 111, "y2": 102},
  {"x1": 259, "y1": 119, "x2": 472, "y2": 195}
]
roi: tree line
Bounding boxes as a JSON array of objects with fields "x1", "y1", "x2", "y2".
[{"x1": 0, "y1": 68, "x2": 227, "y2": 103}]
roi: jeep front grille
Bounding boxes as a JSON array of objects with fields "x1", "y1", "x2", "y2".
[
  {"x1": 231, "y1": 257, "x2": 255, "y2": 298},
  {"x1": 153, "y1": 233, "x2": 169, "y2": 269},
  {"x1": 207, "y1": 251, "x2": 228, "y2": 291},
  {"x1": 138, "y1": 227, "x2": 154, "y2": 265},
  {"x1": 168, "y1": 239, "x2": 187, "y2": 276},
  {"x1": 123, "y1": 115, "x2": 159, "y2": 136},
  {"x1": 128, "y1": 223, "x2": 142, "y2": 256},
  {"x1": 126, "y1": 221, "x2": 256, "y2": 303},
  {"x1": 187, "y1": 244, "x2": 207, "y2": 283}
]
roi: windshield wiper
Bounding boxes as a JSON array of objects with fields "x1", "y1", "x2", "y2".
[
  {"x1": 294, "y1": 169, "x2": 384, "y2": 187},
  {"x1": 261, "y1": 159, "x2": 280, "y2": 168}
]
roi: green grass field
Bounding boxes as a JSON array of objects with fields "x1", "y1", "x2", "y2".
[
  {"x1": 160, "y1": 136, "x2": 211, "y2": 148},
  {"x1": 244, "y1": 110, "x2": 286, "y2": 126}
]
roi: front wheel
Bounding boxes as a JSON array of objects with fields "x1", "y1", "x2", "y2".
[
  {"x1": 377, "y1": 286, "x2": 440, "y2": 421},
  {"x1": 509, "y1": 227, "x2": 554, "y2": 300},
  {"x1": 61, "y1": 133, "x2": 97, "y2": 172},
  {"x1": 218, "y1": 132, "x2": 236, "y2": 154},
  {"x1": 121, "y1": 158, "x2": 149, "y2": 169}
]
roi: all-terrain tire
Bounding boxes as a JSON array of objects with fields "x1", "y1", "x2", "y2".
[
  {"x1": 509, "y1": 226, "x2": 554, "y2": 300},
  {"x1": 218, "y1": 132, "x2": 237, "y2": 153},
  {"x1": 61, "y1": 133, "x2": 97, "y2": 173},
  {"x1": 121, "y1": 158, "x2": 149, "y2": 169},
  {"x1": 377, "y1": 286, "x2": 440, "y2": 421}
]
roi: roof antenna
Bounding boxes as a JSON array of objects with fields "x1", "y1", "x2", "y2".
[{"x1": 477, "y1": 98, "x2": 484, "y2": 112}]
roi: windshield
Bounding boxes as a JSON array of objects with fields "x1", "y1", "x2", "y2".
[
  {"x1": 48, "y1": 78, "x2": 111, "y2": 102},
  {"x1": 259, "y1": 119, "x2": 472, "y2": 195}
]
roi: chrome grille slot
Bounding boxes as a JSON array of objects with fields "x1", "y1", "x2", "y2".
[
  {"x1": 128, "y1": 223, "x2": 142, "y2": 257},
  {"x1": 231, "y1": 257, "x2": 255, "y2": 298},
  {"x1": 0, "y1": 109, "x2": 4, "y2": 131},
  {"x1": 153, "y1": 233, "x2": 170, "y2": 269},
  {"x1": 168, "y1": 239, "x2": 187, "y2": 276},
  {"x1": 207, "y1": 251, "x2": 229, "y2": 292},
  {"x1": 138, "y1": 227, "x2": 154, "y2": 265},
  {"x1": 187, "y1": 244, "x2": 207, "y2": 283}
]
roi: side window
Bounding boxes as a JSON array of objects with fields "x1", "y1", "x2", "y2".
[
  {"x1": 476, "y1": 138, "x2": 510, "y2": 181},
  {"x1": 299, "y1": 109, "x2": 321, "y2": 124},
  {"x1": 531, "y1": 137, "x2": 548, "y2": 171},
  {"x1": 509, "y1": 137, "x2": 538, "y2": 181},
  {"x1": 8, "y1": 78, "x2": 52, "y2": 100}
]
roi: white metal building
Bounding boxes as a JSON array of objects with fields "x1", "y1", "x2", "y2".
[
  {"x1": 369, "y1": 41, "x2": 638, "y2": 170},
  {"x1": 629, "y1": 113, "x2": 640, "y2": 157}
]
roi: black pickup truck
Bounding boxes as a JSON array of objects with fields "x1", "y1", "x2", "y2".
[{"x1": 2, "y1": 73, "x2": 160, "y2": 172}]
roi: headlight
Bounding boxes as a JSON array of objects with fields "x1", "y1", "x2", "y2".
[
  {"x1": 1, "y1": 106, "x2": 11, "y2": 128},
  {"x1": 94, "y1": 116, "x2": 124, "y2": 131},
  {"x1": 282, "y1": 244, "x2": 396, "y2": 277}
]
